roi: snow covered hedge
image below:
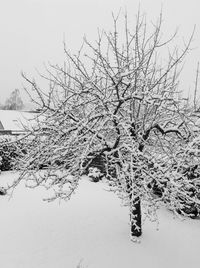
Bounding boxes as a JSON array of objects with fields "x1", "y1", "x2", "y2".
[{"x1": 0, "y1": 136, "x2": 26, "y2": 171}]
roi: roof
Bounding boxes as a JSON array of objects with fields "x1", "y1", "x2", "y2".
[{"x1": 0, "y1": 110, "x2": 37, "y2": 134}]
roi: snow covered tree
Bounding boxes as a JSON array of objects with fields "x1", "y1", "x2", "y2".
[
  {"x1": 10, "y1": 11, "x2": 200, "y2": 240},
  {"x1": 3, "y1": 89, "x2": 24, "y2": 110}
]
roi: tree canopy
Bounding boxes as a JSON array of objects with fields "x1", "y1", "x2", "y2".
[
  {"x1": 2, "y1": 89, "x2": 24, "y2": 110},
  {"x1": 10, "y1": 11, "x2": 200, "y2": 240}
]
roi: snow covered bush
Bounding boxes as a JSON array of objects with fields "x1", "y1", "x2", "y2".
[
  {"x1": 169, "y1": 134, "x2": 200, "y2": 218},
  {"x1": 0, "y1": 137, "x2": 22, "y2": 171},
  {"x1": 9, "y1": 10, "x2": 200, "y2": 240}
]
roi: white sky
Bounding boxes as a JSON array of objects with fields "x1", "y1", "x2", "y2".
[{"x1": 0, "y1": 0, "x2": 200, "y2": 103}]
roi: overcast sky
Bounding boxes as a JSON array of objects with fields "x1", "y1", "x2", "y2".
[{"x1": 0, "y1": 0, "x2": 200, "y2": 104}]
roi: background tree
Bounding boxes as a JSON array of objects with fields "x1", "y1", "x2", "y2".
[
  {"x1": 3, "y1": 89, "x2": 24, "y2": 110},
  {"x1": 11, "y1": 11, "x2": 200, "y2": 241}
]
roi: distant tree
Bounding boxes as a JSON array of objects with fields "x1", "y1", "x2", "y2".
[
  {"x1": 10, "y1": 11, "x2": 200, "y2": 241},
  {"x1": 3, "y1": 89, "x2": 24, "y2": 110}
]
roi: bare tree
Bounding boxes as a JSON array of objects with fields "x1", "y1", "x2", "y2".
[{"x1": 11, "y1": 11, "x2": 200, "y2": 241}]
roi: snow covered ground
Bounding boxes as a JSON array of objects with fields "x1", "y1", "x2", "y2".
[{"x1": 0, "y1": 171, "x2": 199, "y2": 268}]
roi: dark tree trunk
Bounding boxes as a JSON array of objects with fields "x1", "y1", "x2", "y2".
[
  {"x1": 126, "y1": 176, "x2": 142, "y2": 237},
  {"x1": 128, "y1": 126, "x2": 143, "y2": 237},
  {"x1": 130, "y1": 196, "x2": 142, "y2": 237}
]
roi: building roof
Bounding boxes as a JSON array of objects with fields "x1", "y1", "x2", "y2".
[{"x1": 0, "y1": 110, "x2": 37, "y2": 134}]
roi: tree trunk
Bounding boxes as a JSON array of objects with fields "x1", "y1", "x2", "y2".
[{"x1": 130, "y1": 196, "x2": 142, "y2": 237}]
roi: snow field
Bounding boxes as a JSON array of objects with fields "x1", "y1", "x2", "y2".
[{"x1": 0, "y1": 172, "x2": 199, "y2": 268}]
